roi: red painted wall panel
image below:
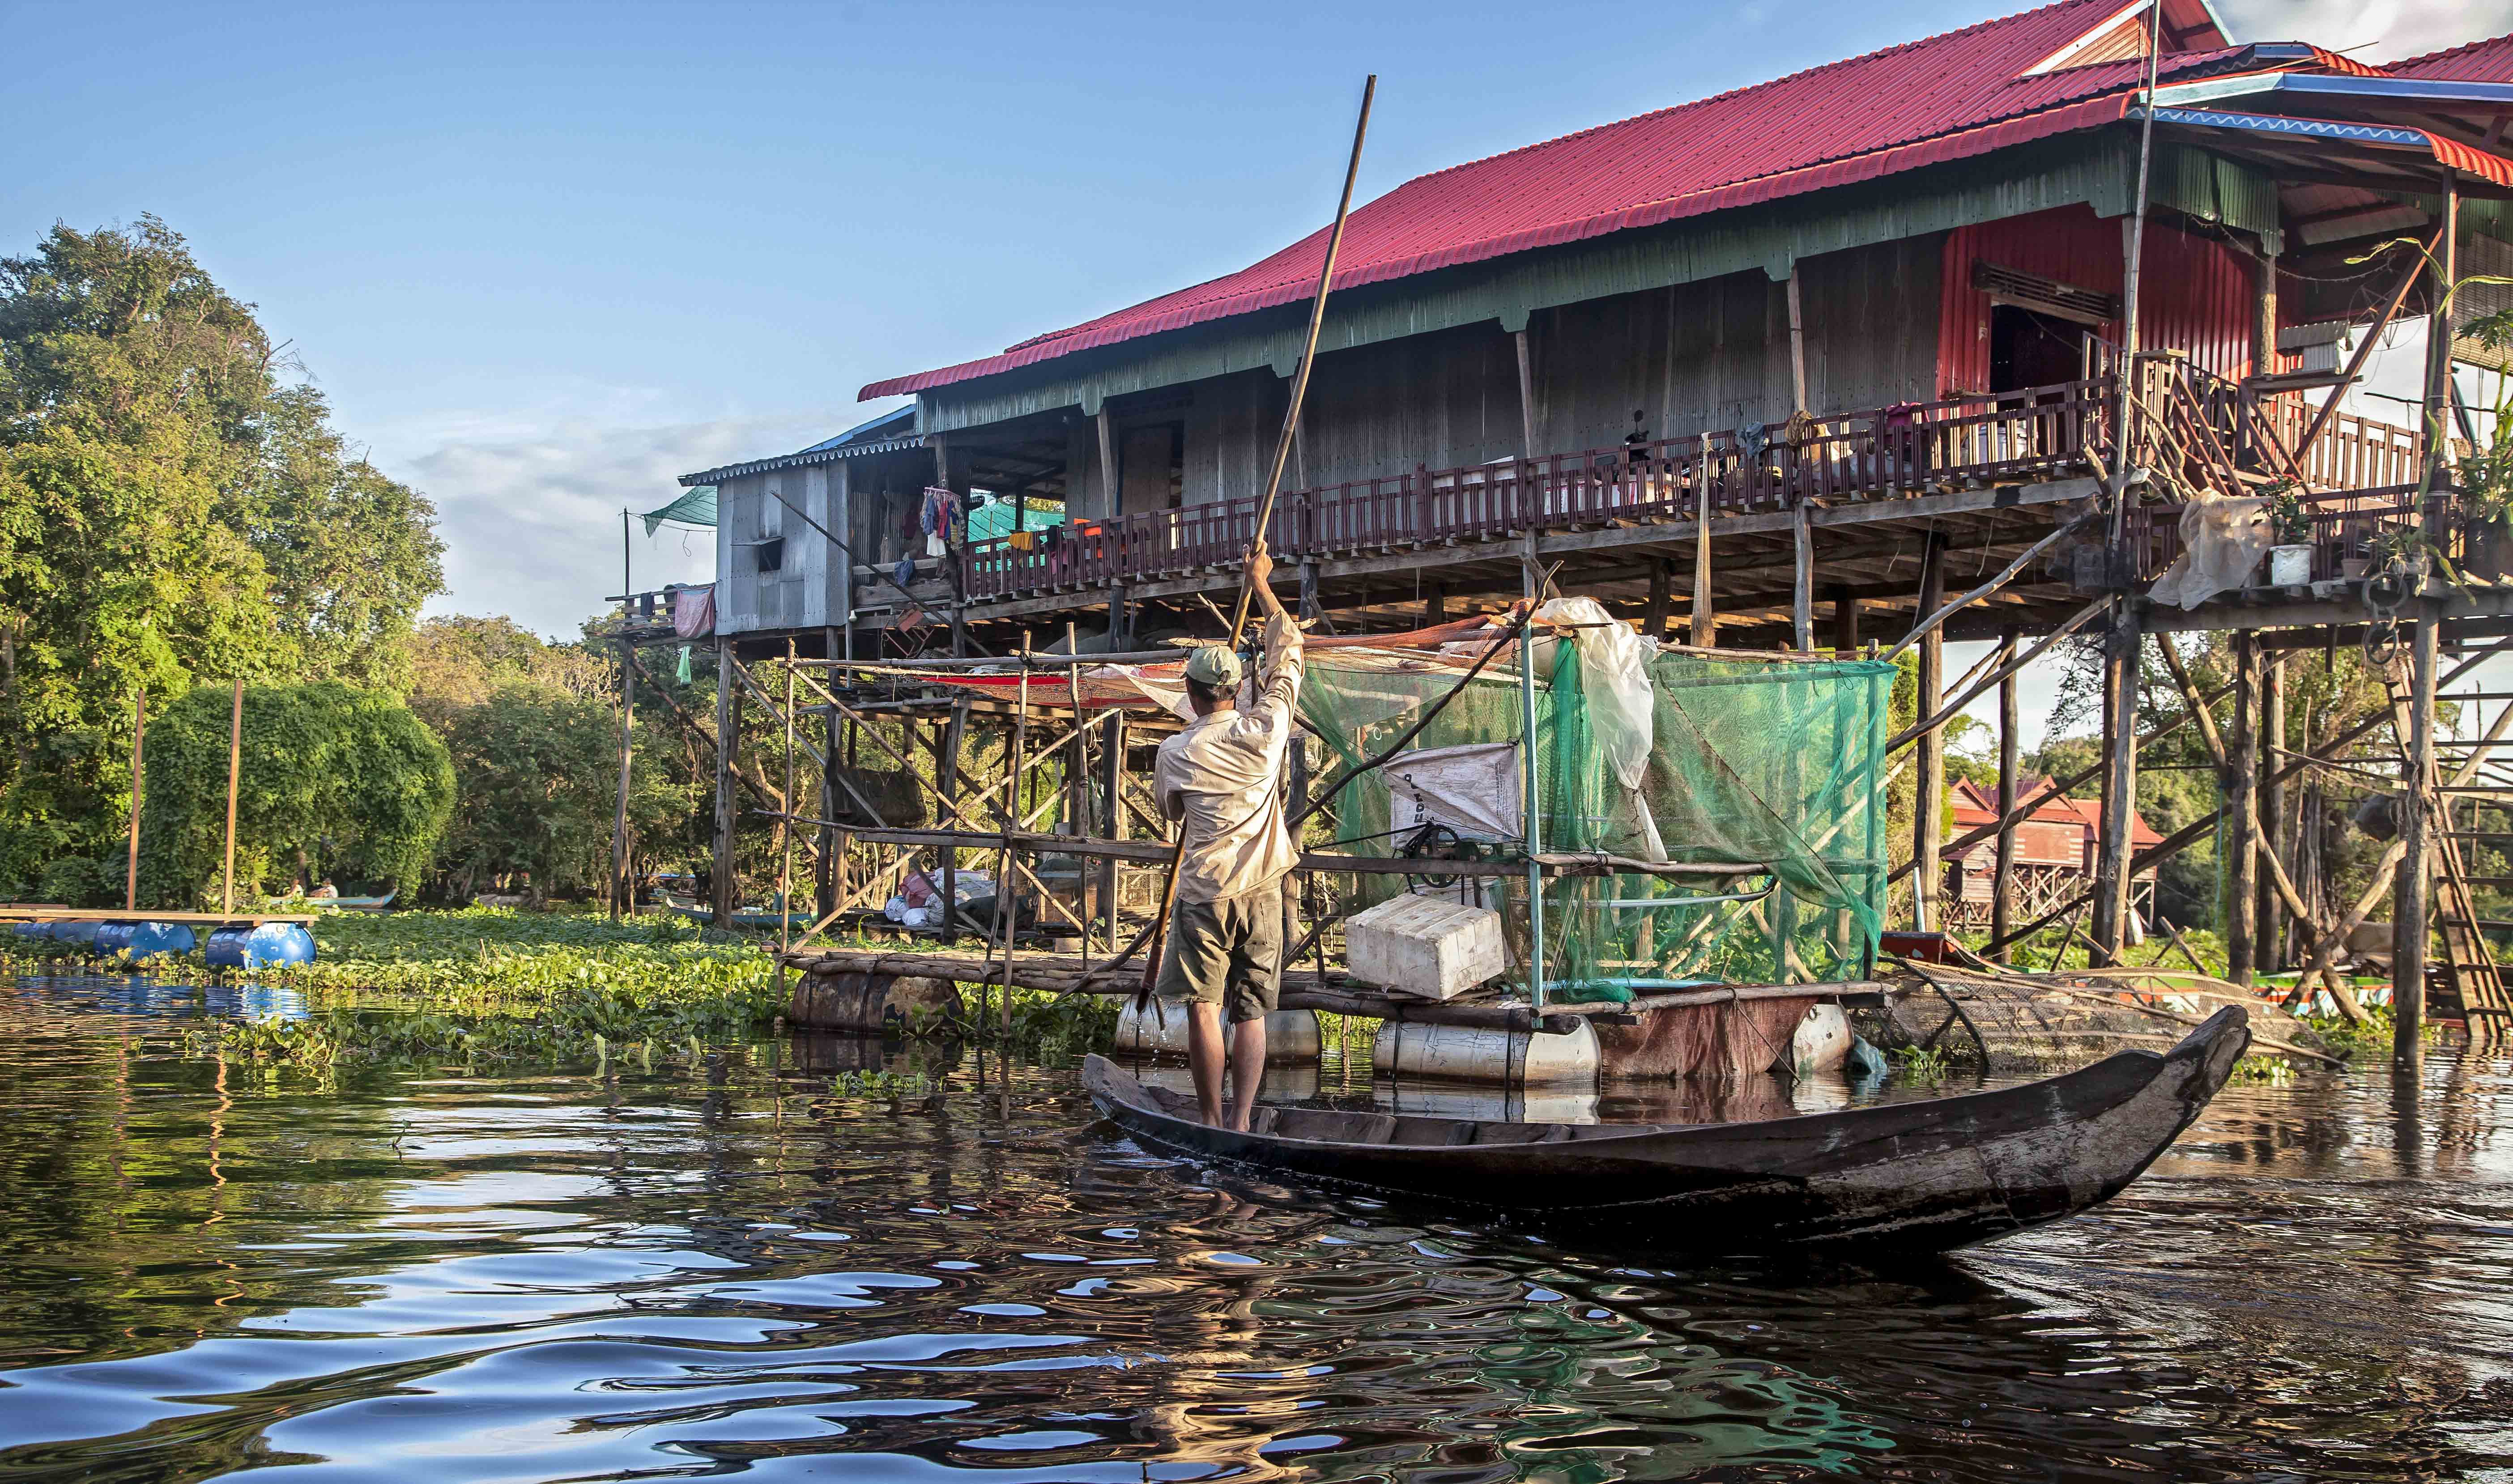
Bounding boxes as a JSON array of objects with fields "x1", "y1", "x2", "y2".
[{"x1": 1936, "y1": 203, "x2": 2262, "y2": 396}]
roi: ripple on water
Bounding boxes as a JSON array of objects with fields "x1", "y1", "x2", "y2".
[{"x1": 1, "y1": 974, "x2": 2510, "y2": 1481}]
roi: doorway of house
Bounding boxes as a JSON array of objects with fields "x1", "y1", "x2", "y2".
[{"x1": 1989, "y1": 303, "x2": 2089, "y2": 396}]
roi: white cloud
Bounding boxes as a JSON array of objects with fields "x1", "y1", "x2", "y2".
[
  {"x1": 2213, "y1": 0, "x2": 2501, "y2": 62},
  {"x1": 392, "y1": 412, "x2": 833, "y2": 638}
]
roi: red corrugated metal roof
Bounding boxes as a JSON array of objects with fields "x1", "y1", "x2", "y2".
[
  {"x1": 864, "y1": 0, "x2": 2300, "y2": 401},
  {"x1": 2387, "y1": 32, "x2": 2513, "y2": 83}
]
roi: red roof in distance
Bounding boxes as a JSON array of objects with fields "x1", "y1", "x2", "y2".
[{"x1": 864, "y1": 0, "x2": 2264, "y2": 401}]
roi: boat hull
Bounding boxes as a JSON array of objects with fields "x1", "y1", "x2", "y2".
[{"x1": 1082, "y1": 1005, "x2": 2249, "y2": 1254}]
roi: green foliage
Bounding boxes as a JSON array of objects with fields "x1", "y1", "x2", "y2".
[
  {"x1": 431, "y1": 680, "x2": 694, "y2": 903},
  {"x1": 136, "y1": 681, "x2": 453, "y2": 901},
  {"x1": 2305, "y1": 1004, "x2": 2436, "y2": 1061},
  {"x1": 0, "y1": 217, "x2": 441, "y2": 890}
]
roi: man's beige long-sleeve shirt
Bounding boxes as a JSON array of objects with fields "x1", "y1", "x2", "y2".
[{"x1": 1153, "y1": 612, "x2": 1305, "y2": 904}]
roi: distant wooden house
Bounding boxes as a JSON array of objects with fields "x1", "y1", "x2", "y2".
[{"x1": 1946, "y1": 778, "x2": 2161, "y2": 929}]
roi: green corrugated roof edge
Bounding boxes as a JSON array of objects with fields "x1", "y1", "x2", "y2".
[{"x1": 641, "y1": 486, "x2": 717, "y2": 535}]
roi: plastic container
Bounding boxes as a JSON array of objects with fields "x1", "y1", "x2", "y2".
[
  {"x1": 47, "y1": 920, "x2": 104, "y2": 948},
  {"x1": 2268, "y1": 544, "x2": 2313, "y2": 587},
  {"x1": 1373, "y1": 1016, "x2": 1600, "y2": 1088},
  {"x1": 1115, "y1": 998, "x2": 1323, "y2": 1063},
  {"x1": 94, "y1": 922, "x2": 196, "y2": 962},
  {"x1": 204, "y1": 923, "x2": 317, "y2": 969}
]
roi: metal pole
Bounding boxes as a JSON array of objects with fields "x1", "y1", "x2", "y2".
[
  {"x1": 221, "y1": 678, "x2": 242, "y2": 914},
  {"x1": 125, "y1": 688, "x2": 145, "y2": 911}
]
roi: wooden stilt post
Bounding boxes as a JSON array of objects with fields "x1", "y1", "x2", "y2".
[
  {"x1": 221, "y1": 678, "x2": 243, "y2": 915},
  {"x1": 1691, "y1": 440, "x2": 1715, "y2": 647},
  {"x1": 1785, "y1": 271, "x2": 1810, "y2": 414},
  {"x1": 1101, "y1": 706, "x2": 1127, "y2": 949},
  {"x1": 1423, "y1": 584, "x2": 1446, "y2": 629},
  {"x1": 2090, "y1": 600, "x2": 2142, "y2": 962},
  {"x1": 2258, "y1": 652, "x2": 2286, "y2": 970},
  {"x1": 610, "y1": 640, "x2": 636, "y2": 920},
  {"x1": 1792, "y1": 500, "x2": 1814, "y2": 651},
  {"x1": 819, "y1": 626, "x2": 842, "y2": 919},
  {"x1": 2398, "y1": 612, "x2": 2438, "y2": 1059},
  {"x1": 1643, "y1": 559, "x2": 1671, "y2": 642},
  {"x1": 1097, "y1": 408, "x2": 1118, "y2": 519},
  {"x1": 1911, "y1": 531, "x2": 1946, "y2": 931},
  {"x1": 941, "y1": 698, "x2": 968, "y2": 941},
  {"x1": 2226, "y1": 633, "x2": 2259, "y2": 986},
  {"x1": 711, "y1": 638, "x2": 737, "y2": 925},
  {"x1": 1066, "y1": 622, "x2": 1090, "y2": 958},
  {"x1": 1992, "y1": 630, "x2": 2020, "y2": 952},
  {"x1": 2398, "y1": 172, "x2": 2458, "y2": 1064},
  {"x1": 1831, "y1": 587, "x2": 1859, "y2": 654},
  {"x1": 1515, "y1": 327, "x2": 1538, "y2": 459},
  {"x1": 779, "y1": 639, "x2": 798, "y2": 959},
  {"x1": 126, "y1": 689, "x2": 145, "y2": 911}
]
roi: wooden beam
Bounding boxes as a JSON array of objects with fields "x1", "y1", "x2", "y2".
[
  {"x1": 1691, "y1": 439, "x2": 1715, "y2": 647},
  {"x1": 2090, "y1": 600, "x2": 2141, "y2": 961},
  {"x1": 1912, "y1": 530, "x2": 1946, "y2": 931},
  {"x1": 1792, "y1": 501, "x2": 1814, "y2": 651},
  {"x1": 1992, "y1": 631, "x2": 2020, "y2": 951}
]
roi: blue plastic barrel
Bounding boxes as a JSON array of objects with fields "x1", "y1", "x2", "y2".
[
  {"x1": 11, "y1": 922, "x2": 51, "y2": 940},
  {"x1": 204, "y1": 923, "x2": 316, "y2": 968},
  {"x1": 49, "y1": 920, "x2": 102, "y2": 948},
  {"x1": 95, "y1": 922, "x2": 196, "y2": 962}
]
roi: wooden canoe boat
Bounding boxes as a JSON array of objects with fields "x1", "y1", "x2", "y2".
[{"x1": 1082, "y1": 1004, "x2": 2250, "y2": 1254}]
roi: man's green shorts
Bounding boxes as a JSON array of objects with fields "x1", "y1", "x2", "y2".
[{"x1": 1153, "y1": 877, "x2": 1285, "y2": 1025}]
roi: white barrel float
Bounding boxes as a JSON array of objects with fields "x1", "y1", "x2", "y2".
[
  {"x1": 786, "y1": 972, "x2": 963, "y2": 1035},
  {"x1": 1372, "y1": 1016, "x2": 1600, "y2": 1088},
  {"x1": 1789, "y1": 1004, "x2": 1854, "y2": 1076},
  {"x1": 1114, "y1": 997, "x2": 1322, "y2": 1063}
]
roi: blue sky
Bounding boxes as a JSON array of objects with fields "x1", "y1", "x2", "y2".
[{"x1": 4, "y1": 0, "x2": 2498, "y2": 740}]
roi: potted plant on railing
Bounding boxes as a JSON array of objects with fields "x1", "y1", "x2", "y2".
[
  {"x1": 2454, "y1": 393, "x2": 2513, "y2": 583},
  {"x1": 2264, "y1": 481, "x2": 2313, "y2": 587}
]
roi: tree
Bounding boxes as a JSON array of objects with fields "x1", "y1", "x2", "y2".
[
  {"x1": 137, "y1": 681, "x2": 454, "y2": 903},
  {"x1": 0, "y1": 217, "x2": 442, "y2": 889},
  {"x1": 432, "y1": 681, "x2": 693, "y2": 904}
]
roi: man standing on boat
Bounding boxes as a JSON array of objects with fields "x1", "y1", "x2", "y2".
[{"x1": 1154, "y1": 543, "x2": 1305, "y2": 1131}]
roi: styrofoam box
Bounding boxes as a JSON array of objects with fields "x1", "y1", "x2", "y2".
[{"x1": 1344, "y1": 894, "x2": 1507, "y2": 1001}]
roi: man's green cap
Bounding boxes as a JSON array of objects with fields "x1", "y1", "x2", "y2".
[{"x1": 1183, "y1": 645, "x2": 1243, "y2": 688}]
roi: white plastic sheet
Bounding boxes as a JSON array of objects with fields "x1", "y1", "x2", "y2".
[
  {"x1": 1533, "y1": 595, "x2": 1667, "y2": 860},
  {"x1": 2147, "y1": 494, "x2": 2272, "y2": 609}
]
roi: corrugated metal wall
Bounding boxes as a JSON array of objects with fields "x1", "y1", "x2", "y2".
[
  {"x1": 714, "y1": 468, "x2": 843, "y2": 636},
  {"x1": 1171, "y1": 237, "x2": 1943, "y2": 502},
  {"x1": 1937, "y1": 203, "x2": 2259, "y2": 393}
]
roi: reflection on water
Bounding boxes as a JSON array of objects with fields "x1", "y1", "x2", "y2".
[{"x1": 1, "y1": 969, "x2": 2510, "y2": 1482}]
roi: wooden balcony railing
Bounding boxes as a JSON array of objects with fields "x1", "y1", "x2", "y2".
[{"x1": 961, "y1": 379, "x2": 2117, "y2": 602}]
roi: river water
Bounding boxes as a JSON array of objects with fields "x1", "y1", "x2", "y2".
[{"x1": 2, "y1": 971, "x2": 2509, "y2": 1483}]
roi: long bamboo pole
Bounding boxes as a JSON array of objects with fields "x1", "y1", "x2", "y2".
[
  {"x1": 1227, "y1": 75, "x2": 1375, "y2": 643},
  {"x1": 1141, "y1": 77, "x2": 1376, "y2": 1001},
  {"x1": 221, "y1": 679, "x2": 242, "y2": 914}
]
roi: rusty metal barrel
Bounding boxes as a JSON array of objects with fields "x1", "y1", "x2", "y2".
[{"x1": 786, "y1": 971, "x2": 964, "y2": 1036}]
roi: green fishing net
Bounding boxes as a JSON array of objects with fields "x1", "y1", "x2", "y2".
[{"x1": 1296, "y1": 638, "x2": 1890, "y2": 1001}]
